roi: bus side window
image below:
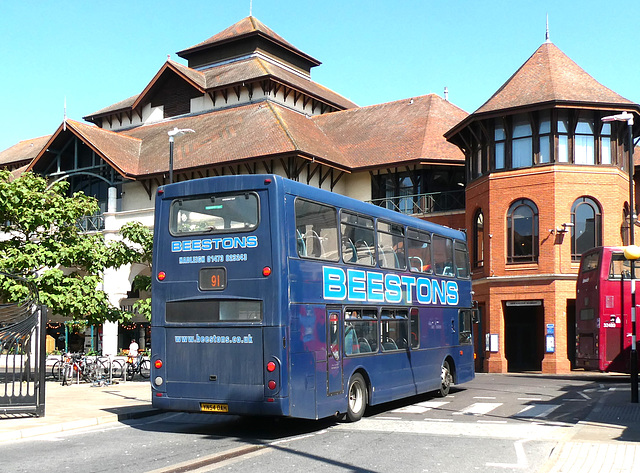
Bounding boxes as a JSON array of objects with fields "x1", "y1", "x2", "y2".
[
  {"x1": 341, "y1": 211, "x2": 375, "y2": 266},
  {"x1": 458, "y1": 309, "x2": 473, "y2": 345},
  {"x1": 454, "y1": 241, "x2": 470, "y2": 278},
  {"x1": 345, "y1": 308, "x2": 378, "y2": 355},
  {"x1": 377, "y1": 221, "x2": 406, "y2": 270},
  {"x1": 433, "y1": 235, "x2": 455, "y2": 277},
  {"x1": 381, "y1": 309, "x2": 408, "y2": 351},
  {"x1": 294, "y1": 199, "x2": 339, "y2": 261},
  {"x1": 407, "y1": 228, "x2": 432, "y2": 274},
  {"x1": 609, "y1": 254, "x2": 636, "y2": 279},
  {"x1": 410, "y1": 308, "x2": 419, "y2": 348}
]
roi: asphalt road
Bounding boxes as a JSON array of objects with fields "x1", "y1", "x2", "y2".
[{"x1": 0, "y1": 373, "x2": 625, "y2": 473}]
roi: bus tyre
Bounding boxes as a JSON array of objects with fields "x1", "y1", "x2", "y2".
[
  {"x1": 346, "y1": 373, "x2": 367, "y2": 422},
  {"x1": 438, "y1": 360, "x2": 452, "y2": 397}
]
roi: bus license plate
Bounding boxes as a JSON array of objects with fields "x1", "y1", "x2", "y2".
[{"x1": 200, "y1": 403, "x2": 229, "y2": 413}]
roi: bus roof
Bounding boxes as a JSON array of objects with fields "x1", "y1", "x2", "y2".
[{"x1": 159, "y1": 174, "x2": 466, "y2": 242}]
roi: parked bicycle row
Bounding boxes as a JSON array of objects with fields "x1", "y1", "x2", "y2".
[{"x1": 47, "y1": 353, "x2": 150, "y2": 385}]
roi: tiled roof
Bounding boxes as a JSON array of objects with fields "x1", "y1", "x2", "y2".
[
  {"x1": 201, "y1": 57, "x2": 356, "y2": 109},
  {"x1": 475, "y1": 42, "x2": 636, "y2": 115},
  {"x1": 86, "y1": 56, "x2": 356, "y2": 121},
  {"x1": 44, "y1": 95, "x2": 460, "y2": 178},
  {"x1": 313, "y1": 94, "x2": 467, "y2": 168},
  {"x1": 119, "y1": 101, "x2": 345, "y2": 175},
  {"x1": 0, "y1": 135, "x2": 51, "y2": 167},
  {"x1": 85, "y1": 94, "x2": 139, "y2": 119},
  {"x1": 177, "y1": 16, "x2": 319, "y2": 66}
]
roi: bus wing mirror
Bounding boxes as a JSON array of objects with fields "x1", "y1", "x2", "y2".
[{"x1": 472, "y1": 309, "x2": 479, "y2": 324}]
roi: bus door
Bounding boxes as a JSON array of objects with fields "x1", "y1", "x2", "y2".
[{"x1": 327, "y1": 307, "x2": 343, "y2": 395}]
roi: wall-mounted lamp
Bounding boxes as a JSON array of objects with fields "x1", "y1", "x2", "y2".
[{"x1": 556, "y1": 222, "x2": 574, "y2": 233}]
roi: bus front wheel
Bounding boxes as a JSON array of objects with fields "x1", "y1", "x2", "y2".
[
  {"x1": 346, "y1": 373, "x2": 367, "y2": 422},
  {"x1": 438, "y1": 360, "x2": 452, "y2": 397}
]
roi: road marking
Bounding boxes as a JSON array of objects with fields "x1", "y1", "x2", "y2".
[
  {"x1": 486, "y1": 438, "x2": 529, "y2": 469},
  {"x1": 578, "y1": 392, "x2": 591, "y2": 400},
  {"x1": 453, "y1": 402, "x2": 502, "y2": 416},
  {"x1": 416, "y1": 401, "x2": 449, "y2": 409},
  {"x1": 515, "y1": 404, "x2": 560, "y2": 418},
  {"x1": 474, "y1": 396, "x2": 497, "y2": 399},
  {"x1": 335, "y1": 418, "x2": 568, "y2": 440},
  {"x1": 517, "y1": 397, "x2": 542, "y2": 401},
  {"x1": 392, "y1": 406, "x2": 430, "y2": 414},
  {"x1": 392, "y1": 401, "x2": 449, "y2": 414}
]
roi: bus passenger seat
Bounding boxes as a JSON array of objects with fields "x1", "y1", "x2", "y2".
[
  {"x1": 382, "y1": 338, "x2": 398, "y2": 351},
  {"x1": 358, "y1": 338, "x2": 372, "y2": 352}
]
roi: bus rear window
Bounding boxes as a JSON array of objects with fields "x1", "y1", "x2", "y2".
[
  {"x1": 580, "y1": 252, "x2": 600, "y2": 273},
  {"x1": 166, "y1": 300, "x2": 262, "y2": 323},
  {"x1": 170, "y1": 193, "x2": 259, "y2": 235}
]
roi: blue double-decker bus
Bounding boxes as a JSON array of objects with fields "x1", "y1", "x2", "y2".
[{"x1": 151, "y1": 175, "x2": 475, "y2": 421}]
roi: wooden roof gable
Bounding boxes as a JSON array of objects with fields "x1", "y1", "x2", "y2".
[{"x1": 27, "y1": 120, "x2": 142, "y2": 178}]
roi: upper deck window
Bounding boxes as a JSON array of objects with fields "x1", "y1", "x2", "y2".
[
  {"x1": 170, "y1": 193, "x2": 259, "y2": 235},
  {"x1": 341, "y1": 211, "x2": 375, "y2": 266},
  {"x1": 295, "y1": 198, "x2": 339, "y2": 261}
]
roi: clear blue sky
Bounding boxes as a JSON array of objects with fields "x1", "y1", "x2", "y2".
[{"x1": 1, "y1": 0, "x2": 639, "y2": 153}]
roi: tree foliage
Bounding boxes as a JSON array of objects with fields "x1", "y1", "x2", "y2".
[{"x1": 0, "y1": 170, "x2": 152, "y2": 325}]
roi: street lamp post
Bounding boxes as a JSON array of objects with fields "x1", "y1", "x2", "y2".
[
  {"x1": 602, "y1": 111, "x2": 638, "y2": 403},
  {"x1": 168, "y1": 127, "x2": 196, "y2": 184}
]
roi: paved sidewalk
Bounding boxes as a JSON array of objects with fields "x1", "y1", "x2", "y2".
[
  {"x1": 540, "y1": 384, "x2": 640, "y2": 473},
  {"x1": 0, "y1": 380, "x2": 155, "y2": 442}
]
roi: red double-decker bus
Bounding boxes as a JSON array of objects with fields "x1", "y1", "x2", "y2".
[{"x1": 576, "y1": 246, "x2": 640, "y2": 372}]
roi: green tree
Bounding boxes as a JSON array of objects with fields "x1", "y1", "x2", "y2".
[
  {"x1": 0, "y1": 170, "x2": 152, "y2": 325},
  {"x1": 111, "y1": 221, "x2": 153, "y2": 321}
]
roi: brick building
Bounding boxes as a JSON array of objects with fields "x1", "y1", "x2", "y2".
[{"x1": 446, "y1": 39, "x2": 640, "y2": 373}]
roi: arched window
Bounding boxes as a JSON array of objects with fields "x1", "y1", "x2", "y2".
[
  {"x1": 474, "y1": 209, "x2": 484, "y2": 268},
  {"x1": 571, "y1": 197, "x2": 602, "y2": 261},
  {"x1": 507, "y1": 199, "x2": 539, "y2": 263}
]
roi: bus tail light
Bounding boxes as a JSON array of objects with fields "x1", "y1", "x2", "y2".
[
  {"x1": 155, "y1": 359, "x2": 163, "y2": 369},
  {"x1": 265, "y1": 358, "x2": 281, "y2": 395},
  {"x1": 158, "y1": 271, "x2": 166, "y2": 281},
  {"x1": 262, "y1": 267, "x2": 272, "y2": 277}
]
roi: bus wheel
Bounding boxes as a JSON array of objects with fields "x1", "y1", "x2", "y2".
[
  {"x1": 346, "y1": 373, "x2": 367, "y2": 422},
  {"x1": 438, "y1": 360, "x2": 452, "y2": 397}
]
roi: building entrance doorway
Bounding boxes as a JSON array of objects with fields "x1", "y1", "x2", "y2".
[{"x1": 504, "y1": 303, "x2": 543, "y2": 371}]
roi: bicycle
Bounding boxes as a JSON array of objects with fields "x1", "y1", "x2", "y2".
[
  {"x1": 125, "y1": 355, "x2": 150, "y2": 380},
  {"x1": 57, "y1": 353, "x2": 121, "y2": 385}
]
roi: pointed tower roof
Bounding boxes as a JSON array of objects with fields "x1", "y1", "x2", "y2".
[
  {"x1": 475, "y1": 42, "x2": 635, "y2": 115},
  {"x1": 177, "y1": 16, "x2": 321, "y2": 73}
]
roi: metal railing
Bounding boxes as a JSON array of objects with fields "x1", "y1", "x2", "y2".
[
  {"x1": 76, "y1": 213, "x2": 105, "y2": 232},
  {"x1": 0, "y1": 272, "x2": 46, "y2": 417},
  {"x1": 367, "y1": 190, "x2": 465, "y2": 215}
]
